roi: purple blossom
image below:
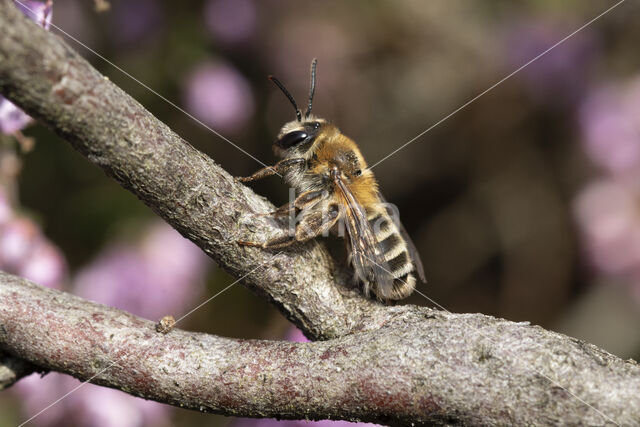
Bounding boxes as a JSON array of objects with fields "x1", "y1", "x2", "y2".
[
  {"x1": 574, "y1": 176, "x2": 640, "y2": 301},
  {"x1": 184, "y1": 61, "x2": 255, "y2": 133},
  {"x1": 108, "y1": 0, "x2": 164, "y2": 47},
  {"x1": 15, "y1": 0, "x2": 52, "y2": 29},
  {"x1": 579, "y1": 77, "x2": 640, "y2": 176},
  {"x1": 0, "y1": 99, "x2": 33, "y2": 134},
  {"x1": 66, "y1": 380, "x2": 171, "y2": 427},
  {"x1": 286, "y1": 326, "x2": 309, "y2": 343},
  {"x1": 13, "y1": 222, "x2": 209, "y2": 426},
  {"x1": 74, "y1": 222, "x2": 209, "y2": 320},
  {"x1": 0, "y1": 184, "x2": 66, "y2": 289},
  {"x1": 0, "y1": 186, "x2": 13, "y2": 225},
  {"x1": 503, "y1": 19, "x2": 598, "y2": 106},
  {"x1": 0, "y1": 217, "x2": 39, "y2": 270},
  {"x1": 18, "y1": 239, "x2": 66, "y2": 288},
  {"x1": 0, "y1": 215, "x2": 67, "y2": 289},
  {"x1": 12, "y1": 373, "x2": 70, "y2": 427},
  {"x1": 204, "y1": 0, "x2": 256, "y2": 44},
  {"x1": 0, "y1": 0, "x2": 52, "y2": 134},
  {"x1": 13, "y1": 373, "x2": 171, "y2": 427}
]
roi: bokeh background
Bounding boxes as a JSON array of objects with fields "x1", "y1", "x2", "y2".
[{"x1": 1, "y1": 0, "x2": 640, "y2": 426}]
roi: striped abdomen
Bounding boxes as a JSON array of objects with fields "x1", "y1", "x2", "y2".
[{"x1": 367, "y1": 209, "x2": 416, "y2": 300}]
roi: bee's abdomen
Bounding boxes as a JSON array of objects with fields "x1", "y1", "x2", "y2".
[{"x1": 369, "y1": 211, "x2": 416, "y2": 300}]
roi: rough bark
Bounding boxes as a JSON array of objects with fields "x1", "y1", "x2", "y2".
[
  {"x1": 0, "y1": 1, "x2": 638, "y2": 425},
  {"x1": 2, "y1": 273, "x2": 639, "y2": 426}
]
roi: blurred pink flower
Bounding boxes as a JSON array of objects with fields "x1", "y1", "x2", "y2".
[
  {"x1": 286, "y1": 326, "x2": 309, "y2": 343},
  {"x1": 15, "y1": 0, "x2": 52, "y2": 29},
  {"x1": 205, "y1": 0, "x2": 256, "y2": 44},
  {"x1": 0, "y1": 215, "x2": 67, "y2": 289},
  {"x1": 574, "y1": 176, "x2": 640, "y2": 300},
  {"x1": 0, "y1": 99, "x2": 33, "y2": 134},
  {"x1": 14, "y1": 222, "x2": 210, "y2": 427},
  {"x1": 0, "y1": 218, "x2": 39, "y2": 268},
  {"x1": 504, "y1": 19, "x2": 598, "y2": 107},
  {"x1": 67, "y1": 380, "x2": 171, "y2": 427},
  {"x1": 12, "y1": 373, "x2": 70, "y2": 427},
  {"x1": 184, "y1": 61, "x2": 255, "y2": 133},
  {"x1": 0, "y1": 187, "x2": 12, "y2": 225},
  {"x1": 74, "y1": 222, "x2": 209, "y2": 320},
  {"x1": 13, "y1": 373, "x2": 170, "y2": 427},
  {"x1": 0, "y1": 0, "x2": 52, "y2": 134},
  {"x1": 579, "y1": 77, "x2": 640, "y2": 175},
  {"x1": 109, "y1": 0, "x2": 164, "y2": 47},
  {"x1": 18, "y1": 239, "x2": 66, "y2": 288}
]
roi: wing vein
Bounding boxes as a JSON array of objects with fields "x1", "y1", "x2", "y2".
[{"x1": 331, "y1": 168, "x2": 394, "y2": 295}]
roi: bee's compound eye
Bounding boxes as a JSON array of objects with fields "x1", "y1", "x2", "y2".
[{"x1": 278, "y1": 131, "x2": 308, "y2": 149}]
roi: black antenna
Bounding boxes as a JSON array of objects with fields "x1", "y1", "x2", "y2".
[
  {"x1": 269, "y1": 75, "x2": 302, "y2": 122},
  {"x1": 305, "y1": 58, "x2": 318, "y2": 118}
]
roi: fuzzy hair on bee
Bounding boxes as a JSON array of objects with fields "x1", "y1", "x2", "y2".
[{"x1": 237, "y1": 59, "x2": 425, "y2": 301}]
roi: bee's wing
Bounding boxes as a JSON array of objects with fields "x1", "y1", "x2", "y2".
[
  {"x1": 332, "y1": 172, "x2": 395, "y2": 293},
  {"x1": 378, "y1": 193, "x2": 426, "y2": 283}
]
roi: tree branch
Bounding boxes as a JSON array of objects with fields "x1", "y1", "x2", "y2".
[
  {"x1": 2, "y1": 273, "x2": 639, "y2": 425},
  {"x1": 0, "y1": 0, "x2": 389, "y2": 342},
  {"x1": 0, "y1": 1, "x2": 639, "y2": 425},
  {"x1": 0, "y1": 352, "x2": 40, "y2": 390}
]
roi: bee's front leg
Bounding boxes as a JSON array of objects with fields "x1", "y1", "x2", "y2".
[
  {"x1": 238, "y1": 158, "x2": 306, "y2": 182},
  {"x1": 238, "y1": 203, "x2": 340, "y2": 249}
]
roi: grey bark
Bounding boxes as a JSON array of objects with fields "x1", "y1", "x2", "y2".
[
  {"x1": 2, "y1": 273, "x2": 639, "y2": 426},
  {"x1": 0, "y1": 1, "x2": 638, "y2": 425}
]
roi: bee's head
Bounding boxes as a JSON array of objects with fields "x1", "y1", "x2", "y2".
[
  {"x1": 274, "y1": 117, "x2": 328, "y2": 157},
  {"x1": 270, "y1": 59, "x2": 327, "y2": 157}
]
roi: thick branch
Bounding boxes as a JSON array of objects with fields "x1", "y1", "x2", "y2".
[
  {"x1": 0, "y1": 0, "x2": 387, "y2": 341},
  {"x1": 2, "y1": 274, "x2": 639, "y2": 425}
]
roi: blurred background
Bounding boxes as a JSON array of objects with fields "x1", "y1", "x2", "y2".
[{"x1": 1, "y1": 0, "x2": 639, "y2": 426}]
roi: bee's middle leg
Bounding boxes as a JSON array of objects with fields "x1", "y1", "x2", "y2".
[{"x1": 238, "y1": 203, "x2": 340, "y2": 249}]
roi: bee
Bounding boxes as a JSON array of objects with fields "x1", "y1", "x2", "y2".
[{"x1": 237, "y1": 59, "x2": 425, "y2": 301}]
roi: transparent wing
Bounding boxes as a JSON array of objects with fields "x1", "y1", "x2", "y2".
[
  {"x1": 331, "y1": 170, "x2": 394, "y2": 293},
  {"x1": 378, "y1": 192, "x2": 426, "y2": 283}
]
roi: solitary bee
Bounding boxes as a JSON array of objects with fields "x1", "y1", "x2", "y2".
[{"x1": 238, "y1": 59, "x2": 425, "y2": 300}]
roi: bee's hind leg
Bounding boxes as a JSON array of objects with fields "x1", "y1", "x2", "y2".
[
  {"x1": 256, "y1": 202, "x2": 294, "y2": 218},
  {"x1": 237, "y1": 234, "x2": 299, "y2": 249}
]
